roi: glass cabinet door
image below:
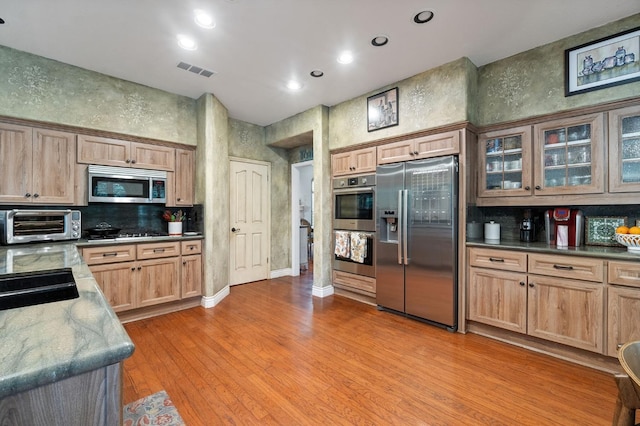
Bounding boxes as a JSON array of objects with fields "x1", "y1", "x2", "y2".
[
  {"x1": 477, "y1": 126, "x2": 532, "y2": 198},
  {"x1": 533, "y1": 113, "x2": 604, "y2": 195},
  {"x1": 609, "y1": 105, "x2": 640, "y2": 193}
]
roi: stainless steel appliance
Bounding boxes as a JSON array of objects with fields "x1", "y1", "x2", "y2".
[
  {"x1": 376, "y1": 156, "x2": 458, "y2": 331},
  {"x1": 333, "y1": 174, "x2": 375, "y2": 232},
  {"x1": 88, "y1": 165, "x2": 167, "y2": 204},
  {"x1": 0, "y1": 209, "x2": 81, "y2": 245},
  {"x1": 544, "y1": 208, "x2": 584, "y2": 246},
  {"x1": 332, "y1": 230, "x2": 375, "y2": 278}
]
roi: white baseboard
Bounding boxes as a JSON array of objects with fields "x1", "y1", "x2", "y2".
[
  {"x1": 201, "y1": 285, "x2": 230, "y2": 308},
  {"x1": 312, "y1": 284, "x2": 334, "y2": 298},
  {"x1": 270, "y1": 268, "x2": 292, "y2": 278}
]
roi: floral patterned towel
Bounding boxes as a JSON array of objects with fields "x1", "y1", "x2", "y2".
[
  {"x1": 334, "y1": 230, "x2": 351, "y2": 258},
  {"x1": 123, "y1": 390, "x2": 185, "y2": 426},
  {"x1": 350, "y1": 232, "x2": 368, "y2": 263}
]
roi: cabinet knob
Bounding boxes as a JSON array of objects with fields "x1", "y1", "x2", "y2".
[
  {"x1": 25, "y1": 193, "x2": 31, "y2": 198},
  {"x1": 131, "y1": 159, "x2": 136, "y2": 164},
  {"x1": 33, "y1": 193, "x2": 39, "y2": 198},
  {"x1": 183, "y1": 261, "x2": 187, "y2": 265},
  {"x1": 137, "y1": 266, "x2": 142, "y2": 270},
  {"x1": 177, "y1": 198, "x2": 181, "y2": 201},
  {"x1": 529, "y1": 282, "x2": 534, "y2": 288},
  {"x1": 535, "y1": 185, "x2": 541, "y2": 190},
  {"x1": 414, "y1": 151, "x2": 419, "y2": 155},
  {"x1": 524, "y1": 186, "x2": 530, "y2": 191},
  {"x1": 519, "y1": 281, "x2": 525, "y2": 286},
  {"x1": 125, "y1": 159, "x2": 131, "y2": 163},
  {"x1": 131, "y1": 267, "x2": 136, "y2": 271}
]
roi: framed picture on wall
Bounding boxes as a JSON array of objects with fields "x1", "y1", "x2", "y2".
[
  {"x1": 367, "y1": 87, "x2": 398, "y2": 132},
  {"x1": 565, "y1": 26, "x2": 640, "y2": 96}
]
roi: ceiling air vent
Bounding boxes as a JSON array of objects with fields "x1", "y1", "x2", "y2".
[{"x1": 176, "y1": 62, "x2": 215, "y2": 78}]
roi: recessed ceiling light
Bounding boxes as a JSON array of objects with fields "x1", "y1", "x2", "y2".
[
  {"x1": 287, "y1": 80, "x2": 303, "y2": 91},
  {"x1": 310, "y1": 70, "x2": 324, "y2": 78},
  {"x1": 177, "y1": 34, "x2": 197, "y2": 51},
  {"x1": 194, "y1": 9, "x2": 215, "y2": 29},
  {"x1": 371, "y1": 36, "x2": 389, "y2": 47},
  {"x1": 337, "y1": 51, "x2": 353, "y2": 64},
  {"x1": 413, "y1": 10, "x2": 434, "y2": 24}
]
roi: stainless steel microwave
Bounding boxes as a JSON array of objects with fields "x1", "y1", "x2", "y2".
[
  {"x1": 0, "y1": 209, "x2": 82, "y2": 245},
  {"x1": 88, "y1": 165, "x2": 167, "y2": 204}
]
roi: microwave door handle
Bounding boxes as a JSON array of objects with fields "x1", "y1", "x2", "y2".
[
  {"x1": 397, "y1": 190, "x2": 401, "y2": 264},
  {"x1": 403, "y1": 189, "x2": 409, "y2": 266}
]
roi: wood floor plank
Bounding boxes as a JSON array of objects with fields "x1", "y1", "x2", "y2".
[{"x1": 122, "y1": 270, "x2": 623, "y2": 425}]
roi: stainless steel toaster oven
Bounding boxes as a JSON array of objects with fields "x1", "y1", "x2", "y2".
[{"x1": 0, "y1": 209, "x2": 81, "y2": 245}]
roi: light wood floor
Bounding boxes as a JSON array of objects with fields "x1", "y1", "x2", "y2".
[{"x1": 123, "y1": 269, "x2": 623, "y2": 425}]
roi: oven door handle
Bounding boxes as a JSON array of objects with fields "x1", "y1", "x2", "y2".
[{"x1": 333, "y1": 186, "x2": 374, "y2": 194}]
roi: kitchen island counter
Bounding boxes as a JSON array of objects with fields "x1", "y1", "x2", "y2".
[
  {"x1": 0, "y1": 242, "x2": 135, "y2": 399},
  {"x1": 76, "y1": 233, "x2": 203, "y2": 247}
]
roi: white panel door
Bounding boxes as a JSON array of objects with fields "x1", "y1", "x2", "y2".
[{"x1": 229, "y1": 160, "x2": 270, "y2": 285}]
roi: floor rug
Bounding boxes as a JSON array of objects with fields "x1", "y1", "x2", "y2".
[{"x1": 123, "y1": 390, "x2": 186, "y2": 426}]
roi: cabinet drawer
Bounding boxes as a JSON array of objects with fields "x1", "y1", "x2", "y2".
[
  {"x1": 137, "y1": 241, "x2": 180, "y2": 259},
  {"x1": 608, "y1": 260, "x2": 640, "y2": 288},
  {"x1": 528, "y1": 253, "x2": 603, "y2": 282},
  {"x1": 468, "y1": 248, "x2": 527, "y2": 272},
  {"x1": 333, "y1": 270, "x2": 376, "y2": 294},
  {"x1": 181, "y1": 240, "x2": 202, "y2": 255},
  {"x1": 83, "y1": 245, "x2": 136, "y2": 265}
]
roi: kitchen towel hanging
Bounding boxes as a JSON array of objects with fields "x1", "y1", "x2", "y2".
[
  {"x1": 350, "y1": 232, "x2": 368, "y2": 263},
  {"x1": 334, "y1": 230, "x2": 350, "y2": 258}
]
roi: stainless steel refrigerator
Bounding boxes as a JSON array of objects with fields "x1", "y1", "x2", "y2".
[{"x1": 376, "y1": 156, "x2": 458, "y2": 331}]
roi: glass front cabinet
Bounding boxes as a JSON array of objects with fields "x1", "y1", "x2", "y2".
[
  {"x1": 609, "y1": 105, "x2": 640, "y2": 193},
  {"x1": 533, "y1": 113, "x2": 604, "y2": 196},
  {"x1": 477, "y1": 125, "x2": 532, "y2": 198}
]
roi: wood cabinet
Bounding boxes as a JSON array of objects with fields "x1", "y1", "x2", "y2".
[
  {"x1": 477, "y1": 125, "x2": 532, "y2": 198},
  {"x1": 468, "y1": 248, "x2": 605, "y2": 353},
  {"x1": 77, "y1": 134, "x2": 175, "y2": 171},
  {"x1": 377, "y1": 130, "x2": 460, "y2": 165},
  {"x1": 608, "y1": 104, "x2": 640, "y2": 193},
  {"x1": 0, "y1": 123, "x2": 76, "y2": 204},
  {"x1": 83, "y1": 239, "x2": 202, "y2": 314},
  {"x1": 167, "y1": 148, "x2": 195, "y2": 207},
  {"x1": 607, "y1": 260, "x2": 640, "y2": 356},
  {"x1": 333, "y1": 270, "x2": 376, "y2": 296},
  {"x1": 331, "y1": 147, "x2": 376, "y2": 176}
]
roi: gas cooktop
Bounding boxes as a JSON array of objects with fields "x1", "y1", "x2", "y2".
[{"x1": 86, "y1": 231, "x2": 168, "y2": 242}]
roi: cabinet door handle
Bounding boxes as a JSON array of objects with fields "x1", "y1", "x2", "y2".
[
  {"x1": 489, "y1": 257, "x2": 505, "y2": 262},
  {"x1": 535, "y1": 185, "x2": 541, "y2": 190},
  {"x1": 183, "y1": 261, "x2": 187, "y2": 265},
  {"x1": 25, "y1": 193, "x2": 31, "y2": 198},
  {"x1": 33, "y1": 193, "x2": 39, "y2": 198},
  {"x1": 524, "y1": 186, "x2": 530, "y2": 191},
  {"x1": 131, "y1": 159, "x2": 136, "y2": 164},
  {"x1": 153, "y1": 248, "x2": 165, "y2": 253},
  {"x1": 519, "y1": 281, "x2": 525, "y2": 286},
  {"x1": 553, "y1": 264, "x2": 574, "y2": 270},
  {"x1": 177, "y1": 198, "x2": 181, "y2": 201},
  {"x1": 131, "y1": 267, "x2": 136, "y2": 271},
  {"x1": 413, "y1": 151, "x2": 419, "y2": 155},
  {"x1": 102, "y1": 252, "x2": 118, "y2": 257},
  {"x1": 529, "y1": 282, "x2": 534, "y2": 287},
  {"x1": 137, "y1": 266, "x2": 142, "y2": 270},
  {"x1": 125, "y1": 159, "x2": 131, "y2": 163}
]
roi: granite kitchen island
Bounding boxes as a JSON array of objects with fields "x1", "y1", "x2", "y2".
[{"x1": 0, "y1": 242, "x2": 135, "y2": 425}]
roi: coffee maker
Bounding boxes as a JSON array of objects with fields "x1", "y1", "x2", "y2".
[
  {"x1": 520, "y1": 209, "x2": 536, "y2": 242},
  {"x1": 544, "y1": 208, "x2": 584, "y2": 247}
]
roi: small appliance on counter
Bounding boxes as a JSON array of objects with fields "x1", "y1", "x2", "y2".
[
  {"x1": 0, "y1": 209, "x2": 81, "y2": 245},
  {"x1": 519, "y1": 209, "x2": 536, "y2": 242},
  {"x1": 544, "y1": 208, "x2": 584, "y2": 247},
  {"x1": 484, "y1": 221, "x2": 500, "y2": 243}
]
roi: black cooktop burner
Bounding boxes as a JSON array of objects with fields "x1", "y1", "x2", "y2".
[{"x1": 87, "y1": 231, "x2": 168, "y2": 240}]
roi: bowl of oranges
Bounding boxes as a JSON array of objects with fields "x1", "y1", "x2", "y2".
[{"x1": 615, "y1": 225, "x2": 640, "y2": 252}]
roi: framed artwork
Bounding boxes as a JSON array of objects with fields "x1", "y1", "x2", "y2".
[
  {"x1": 367, "y1": 87, "x2": 398, "y2": 132},
  {"x1": 565, "y1": 26, "x2": 640, "y2": 96},
  {"x1": 585, "y1": 216, "x2": 627, "y2": 246}
]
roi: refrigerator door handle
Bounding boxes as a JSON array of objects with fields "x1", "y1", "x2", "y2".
[
  {"x1": 397, "y1": 189, "x2": 403, "y2": 264},
  {"x1": 403, "y1": 189, "x2": 409, "y2": 265}
]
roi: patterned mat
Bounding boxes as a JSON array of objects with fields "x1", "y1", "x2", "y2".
[{"x1": 123, "y1": 390, "x2": 186, "y2": 426}]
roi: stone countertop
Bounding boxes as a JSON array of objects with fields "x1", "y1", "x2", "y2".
[
  {"x1": 466, "y1": 239, "x2": 640, "y2": 261},
  {"x1": 0, "y1": 242, "x2": 135, "y2": 399},
  {"x1": 76, "y1": 234, "x2": 203, "y2": 247}
]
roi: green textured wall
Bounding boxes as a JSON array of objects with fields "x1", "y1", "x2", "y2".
[
  {"x1": 228, "y1": 119, "x2": 290, "y2": 270},
  {"x1": 477, "y1": 13, "x2": 640, "y2": 126},
  {"x1": 0, "y1": 45, "x2": 197, "y2": 145},
  {"x1": 328, "y1": 57, "x2": 476, "y2": 150}
]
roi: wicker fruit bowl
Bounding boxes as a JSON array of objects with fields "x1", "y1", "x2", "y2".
[{"x1": 615, "y1": 233, "x2": 640, "y2": 252}]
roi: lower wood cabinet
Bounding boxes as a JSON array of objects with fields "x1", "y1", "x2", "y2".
[
  {"x1": 332, "y1": 270, "x2": 376, "y2": 296},
  {"x1": 83, "y1": 239, "x2": 202, "y2": 314},
  {"x1": 468, "y1": 247, "x2": 605, "y2": 354},
  {"x1": 607, "y1": 260, "x2": 640, "y2": 356}
]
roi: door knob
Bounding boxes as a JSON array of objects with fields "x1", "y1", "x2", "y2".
[{"x1": 231, "y1": 227, "x2": 240, "y2": 232}]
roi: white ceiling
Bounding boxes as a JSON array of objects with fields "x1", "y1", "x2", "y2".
[{"x1": 0, "y1": 1, "x2": 638, "y2": 126}]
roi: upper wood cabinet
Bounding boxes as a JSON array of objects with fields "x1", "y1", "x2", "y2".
[
  {"x1": 532, "y1": 113, "x2": 605, "y2": 196},
  {"x1": 377, "y1": 130, "x2": 460, "y2": 165},
  {"x1": 477, "y1": 125, "x2": 532, "y2": 198},
  {"x1": 331, "y1": 146, "x2": 376, "y2": 176},
  {"x1": 0, "y1": 123, "x2": 76, "y2": 205},
  {"x1": 608, "y1": 104, "x2": 640, "y2": 193},
  {"x1": 173, "y1": 148, "x2": 195, "y2": 206},
  {"x1": 77, "y1": 134, "x2": 175, "y2": 171}
]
